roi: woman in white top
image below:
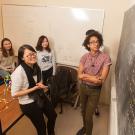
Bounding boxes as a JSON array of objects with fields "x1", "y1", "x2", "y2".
[
  {"x1": 0, "y1": 38, "x2": 15, "y2": 78},
  {"x1": 36, "y1": 35, "x2": 56, "y2": 85},
  {"x1": 11, "y1": 44, "x2": 57, "y2": 135}
]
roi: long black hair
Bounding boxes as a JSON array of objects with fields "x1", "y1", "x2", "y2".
[{"x1": 36, "y1": 35, "x2": 51, "y2": 52}]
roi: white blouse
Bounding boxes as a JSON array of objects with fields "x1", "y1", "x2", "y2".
[{"x1": 11, "y1": 65, "x2": 35, "y2": 105}]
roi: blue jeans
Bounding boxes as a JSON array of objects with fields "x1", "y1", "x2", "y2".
[{"x1": 0, "y1": 69, "x2": 9, "y2": 78}]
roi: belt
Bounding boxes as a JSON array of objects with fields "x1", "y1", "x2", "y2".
[{"x1": 83, "y1": 83, "x2": 102, "y2": 89}]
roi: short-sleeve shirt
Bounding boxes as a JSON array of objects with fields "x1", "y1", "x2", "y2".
[
  {"x1": 11, "y1": 65, "x2": 34, "y2": 105},
  {"x1": 80, "y1": 51, "x2": 112, "y2": 85}
]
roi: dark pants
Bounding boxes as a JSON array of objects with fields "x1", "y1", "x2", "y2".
[
  {"x1": 20, "y1": 96, "x2": 57, "y2": 135},
  {"x1": 42, "y1": 67, "x2": 53, "y2": 85},
  {"x1": 80, "y1": 83, "x2": 101, "y2": 135}
]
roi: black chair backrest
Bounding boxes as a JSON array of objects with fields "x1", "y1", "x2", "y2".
[
  {"x1": 56, "y1": 66, "x2": 72, "y2": 95},
  {"x1": 47, "y1": 66, "x2": 78, "y2": 108},
  {"x1": 69, "y1": 67, "x2": 78, "y2": 91}
]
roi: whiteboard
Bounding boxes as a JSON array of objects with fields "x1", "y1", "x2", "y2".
[{"x1": 2, "y1": 5, "x2": 104, "y2": 66}]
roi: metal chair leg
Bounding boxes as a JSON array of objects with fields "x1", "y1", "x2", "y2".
[{"x1": 74, "y1": 94, "x2": 80, "y2": 109}]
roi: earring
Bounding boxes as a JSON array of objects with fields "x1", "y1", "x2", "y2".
[{"x1": 87, "y1": 44, "x2": 90, "y2": 48}]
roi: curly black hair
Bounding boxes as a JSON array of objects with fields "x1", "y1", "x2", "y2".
[{"x1": 83, "y1": 31, "x2": 103, "y2": 51}]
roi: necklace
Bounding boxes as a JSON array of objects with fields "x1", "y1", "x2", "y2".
[
  {"x1": 90, "y1": 53, "x2": 99, "y2": 67},
  {"x1": 91, "y1": 57, "x2": 96, "y2": 67},
  {"x1": 91, "y1": 64, "x2": 95, "y2": 67}
]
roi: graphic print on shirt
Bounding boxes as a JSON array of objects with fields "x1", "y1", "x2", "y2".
[{"x1": 41, "y1": 55, "x2": 51, "y2": 63}]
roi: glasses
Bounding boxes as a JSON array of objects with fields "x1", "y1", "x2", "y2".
[
  {"x1": 25, "y1": 52, "x2": 37, "y2": 58},
  {"x1": 88, "y1": 40, "x2": 99, "y2": 45}
]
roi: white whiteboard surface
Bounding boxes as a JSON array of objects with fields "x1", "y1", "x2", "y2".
[{"x1": 2, "y1": 5, "x2": 104, "y2": 66}]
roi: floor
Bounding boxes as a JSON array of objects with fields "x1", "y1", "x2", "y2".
[{"x1": 6, "y1": 104, "x2": 109, "y2": 135}]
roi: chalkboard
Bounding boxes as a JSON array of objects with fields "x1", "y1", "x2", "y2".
[
  {"x1": 115, "y1": 5, "x2": 135, "y2": 135},
  {"x1": 2, "y1": 5, "x2": 104, "y2": 66}
]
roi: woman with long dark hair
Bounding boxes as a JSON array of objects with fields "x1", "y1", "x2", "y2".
[
  {"x1": 36, "y1": 35, "x2": 56, "y2": 85},
  {"x1": 11, "y1": 44, "x2": 57, "y2": 135},
  {"x1": 0, "y1": 38, "x2": 15, "y2": 77}
]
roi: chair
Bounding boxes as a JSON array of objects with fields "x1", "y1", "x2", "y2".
[{"x1": 47, "y1": 66, "x2": 78, "y2": 113}]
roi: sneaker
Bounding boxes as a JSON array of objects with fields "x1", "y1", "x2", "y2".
[
  {"x1": 76, "y1": 127, "x2": 85, "y2": 135},
  {"x1": 95, "y1": 108, "x2": 100, "y2": 116}
]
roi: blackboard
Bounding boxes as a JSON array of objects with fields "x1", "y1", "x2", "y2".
[
  {"x1": 2, "y1": 5, "x2": 104, "y2": 66},
  {"x1": 115, "y1": 5, "x2": 135, "y2": 135}
]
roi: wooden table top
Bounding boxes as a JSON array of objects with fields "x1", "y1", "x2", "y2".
[{"x1": 0, "y1": 84, "x2": 23, "y2": 133}]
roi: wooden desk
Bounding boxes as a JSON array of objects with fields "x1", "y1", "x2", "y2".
[{"x1": 0, "y1": 85, "x2": 23, "y2": 134}]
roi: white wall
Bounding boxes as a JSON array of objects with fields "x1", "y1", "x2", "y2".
[
  {"x1": 129, "y1": 0, "x2": 135, "y2": 8},
  {"x1": 0, "y1": 0, "x2": 128, "y2": 104},
  {"x1": 110, "y1": 74, "x2": 118, "y2": 135},
  {"x1": 1, "y1": 0, "x2": 128, "y2": 64},
  {"x1": 0, "y1": 0, "x2": 3, "y2": 39}
]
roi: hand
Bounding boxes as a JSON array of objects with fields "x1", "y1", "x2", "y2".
[
  {"x1": 6, "y1": 67, "x2": 13, "y2": 72},
  {"x1": 83, "y1": 75, "x2": 102, "y2": 84},
  {"x1": 8, "y1": 68, "x2": 14, "y2": 72},
  {"x1": 36, "y1": 82, "x2": 48, "y2": 89}
]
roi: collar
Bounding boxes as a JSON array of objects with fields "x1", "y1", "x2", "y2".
[{"x1": 89, "y1": 50, "x2": 101, "y2": 57}]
